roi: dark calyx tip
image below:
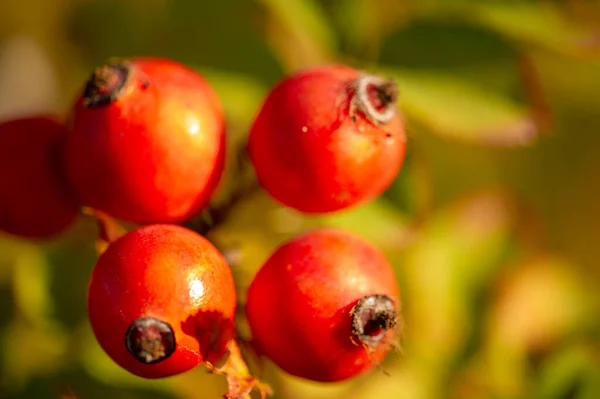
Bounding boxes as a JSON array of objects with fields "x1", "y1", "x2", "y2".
[
  {"x1": 351, "y1": 294, "x2": 397, "y2": 347},
  {"x1": 125, "y1": 317, "x2": 176, "y2": 364},
  {"x1": 351, "y1": 74, "x2": 399, "y2": 125},
  {"x1": 82, "y1": 61, "x2": 132, "y2": 108},
  {"x1": 375, "y1": 80, "x2": 398, "y2": 108}
]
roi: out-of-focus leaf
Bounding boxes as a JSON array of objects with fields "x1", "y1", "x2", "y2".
[
  {"x1": 456, "y1": 346, "x2": 529, "y2": 399},
  {"x1": 11, "y1": 246, "x2": 54, "y2": 324},
  {"x1": 1, "y1": 319, "x2": 68, "y2": 392},
  {"x1": 470, "y1": 255, "x2": 597, "y2": 398},
  {"x1": 0, "y1": 235, "x2": 28, "y2": 284},
  {"x1": 0, "y1": 241, "x2": 69, "y2": 393},
  {"x1": 258, "y1": 0, "x2": 337, "y2": 70},
  {"x1": 384, "y1": 189, "x2": 517, "y2": 396},
  {"x1": 401, "y1": 188, "x2": 516, "y2": 364},
  {"x1": 384, "y1": 146, "x2": 435, "y2": 219},
  {"x1": 579, "y1": 368, "x2": 600, "y2": 399},
  {"x1": 275, "y1": 371, "x2": 354, "y2": 399},
  {"x1": 350, "y1": 359, "x2": 439, "y2": 399},
  {"x1": 486, "y1": 255, "x2": 596, "y2": 354},
  {"x1": 329, "y1": 0, "x2": 412, "y2": 60},
  {"x1": 315, "y1": 197, "x2": 412, "y2": 257},
  {"x1": 58, "y1": 370, "x2": 178, "y2": 399},
  {"x1": 454, "y1": 2, "x2": 600, "y2": 57},
  {"x1": 191, "y1": 66, "x2": 267, "y2": 131},
  {"x1": 382, "y1": 68, "x2": 539, "y2": 146},
  {"x1": 533, "y1": 342, "x2": 600, "y2": 399}
]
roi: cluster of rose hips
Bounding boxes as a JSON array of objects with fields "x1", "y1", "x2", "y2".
[{"x1": 0, "y1": 57, "x2": 406, "y2": 396}]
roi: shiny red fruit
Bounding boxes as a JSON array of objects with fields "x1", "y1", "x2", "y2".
[
  {"x1": 0, "y1": 116, "x2": 79, "y2": 239},
  {"x1": 88, "y1": 224, "x2": 236, "y2": 379},
  {"x1": 248, "y1": 65, "x2": 406, "y2": 214},
  {"x1": 245, "y1": 228, "x2": 402, "y2": 382},
  {"x1": 63, "y1": 57, "x2": 226, "y2": 225}
]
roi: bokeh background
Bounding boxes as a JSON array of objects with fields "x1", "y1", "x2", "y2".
[{"x1": 1, "y1": 0, "x2": 600, "y2": 398}]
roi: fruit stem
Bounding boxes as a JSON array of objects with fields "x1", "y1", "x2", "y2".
[
  {"x1": 125, "y1": 317, "x2": 176, "y2": 364},
  {"x1": 350, "y1": 74, "x2": 398, "y2": 126},
  {"x1": 206, "y1": 338, "x2": 273, "y2": 399},
  {"x1": 189, "y1": 143, "x2": 260, "y2": 236},
  {"x1": 82, "y1": 207, "x2": 127, "y2": 254}
]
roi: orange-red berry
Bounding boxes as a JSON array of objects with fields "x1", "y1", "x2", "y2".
[
  {"x1": 88, "y1": 224, "x2": 236, "y2": 379},
  {"x1": 248, "y1": 65, "x2": 406, "y2": 214},
  {"x1": 63, "y1": 57, "x2": 226, "y2": 225},
  {"x1": 0, "y1": 116, "x2": 79, "y2": 239},
  {"x1": 245, "y1": 228, "x2": 401, "y2": 382}
]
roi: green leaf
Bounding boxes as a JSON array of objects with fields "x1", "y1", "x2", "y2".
[
  {"x1": 401, "y1": 188, "x2": 515, "y2": 362},
  {"x1": 533, "y1": 342, "x2": 600, "y2": 399},
  {"x1": 316, "y1": 197, "x2": 411, "y2": 256},
  {"x1": 329, "y1": 0, "x2": 411, "y2": 60},
  {"x1": 190, "y1": 66, "x2": 267, "y2": 133},
  {"x1": 11, "y1": 246, "x2": 55, "y2": 325},
  {"x1": 1, "y1": 319, "x2": 68, "y2": 391},
  {"x1": 384, "y1": 148, "x2": 434, "y2": 219},
  {"x1": 383, "y1": 68, "x2": 539, "y2": 146},
  {"x1": 487, "y1": 256, "x2": 595, "y2": 354},
  {"x1": 258, "y1": 0, "x2": 337, "y2": 69},
  {"x1": 455, "y1": 2, "x2": 600, "y2": 57}
]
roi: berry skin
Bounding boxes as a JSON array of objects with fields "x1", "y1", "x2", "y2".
[
  {"x1": 245, "y1": 228, "x2": 401, "y2": 382},
  {"x1": 63, "y1": 57, "x2": 226, "y2": 225},
  {"x1": 87, "y1": 224, "x2": 236, "y2": 379},
  {"x1": 248, "y1": 65, "x2": 406, "y2": 214},
  {"x1": 0, "y1": 116, "x2": 79, "y2": 239}
]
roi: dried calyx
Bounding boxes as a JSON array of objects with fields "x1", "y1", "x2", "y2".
[
  {"x1": 350, "y1": 294, "x2": 398, "y2": 347},
  {"x1": 350, "y1": 74, "x2": 399, "y2": 126},
  {"x1": 125, "y1": 317, "x2": 176, "y2": 364},
  {"x1": 83, "y1": 61, "x2": 133, "y2": 108}
]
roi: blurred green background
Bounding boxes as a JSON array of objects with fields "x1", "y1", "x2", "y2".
[{"x1": 1, "y1": 0, "x2": 600, "y2": 398}]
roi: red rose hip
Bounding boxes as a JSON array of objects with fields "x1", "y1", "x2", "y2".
[
  {"x1": 248, "y1": 65, "x2": 406, "y2": 213},
  {"x1": 63, "y1": 57, "x2": 226, "y2": 225},
  {"x1": 245, "y1": 228, "x2": 402, "y2": 382},
  {"x1": 0, "y1": 116, "x2": 79, "y2": 239},
  {"x1": 87, "y1": 224, "x2": 237, "y2": 379}
]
